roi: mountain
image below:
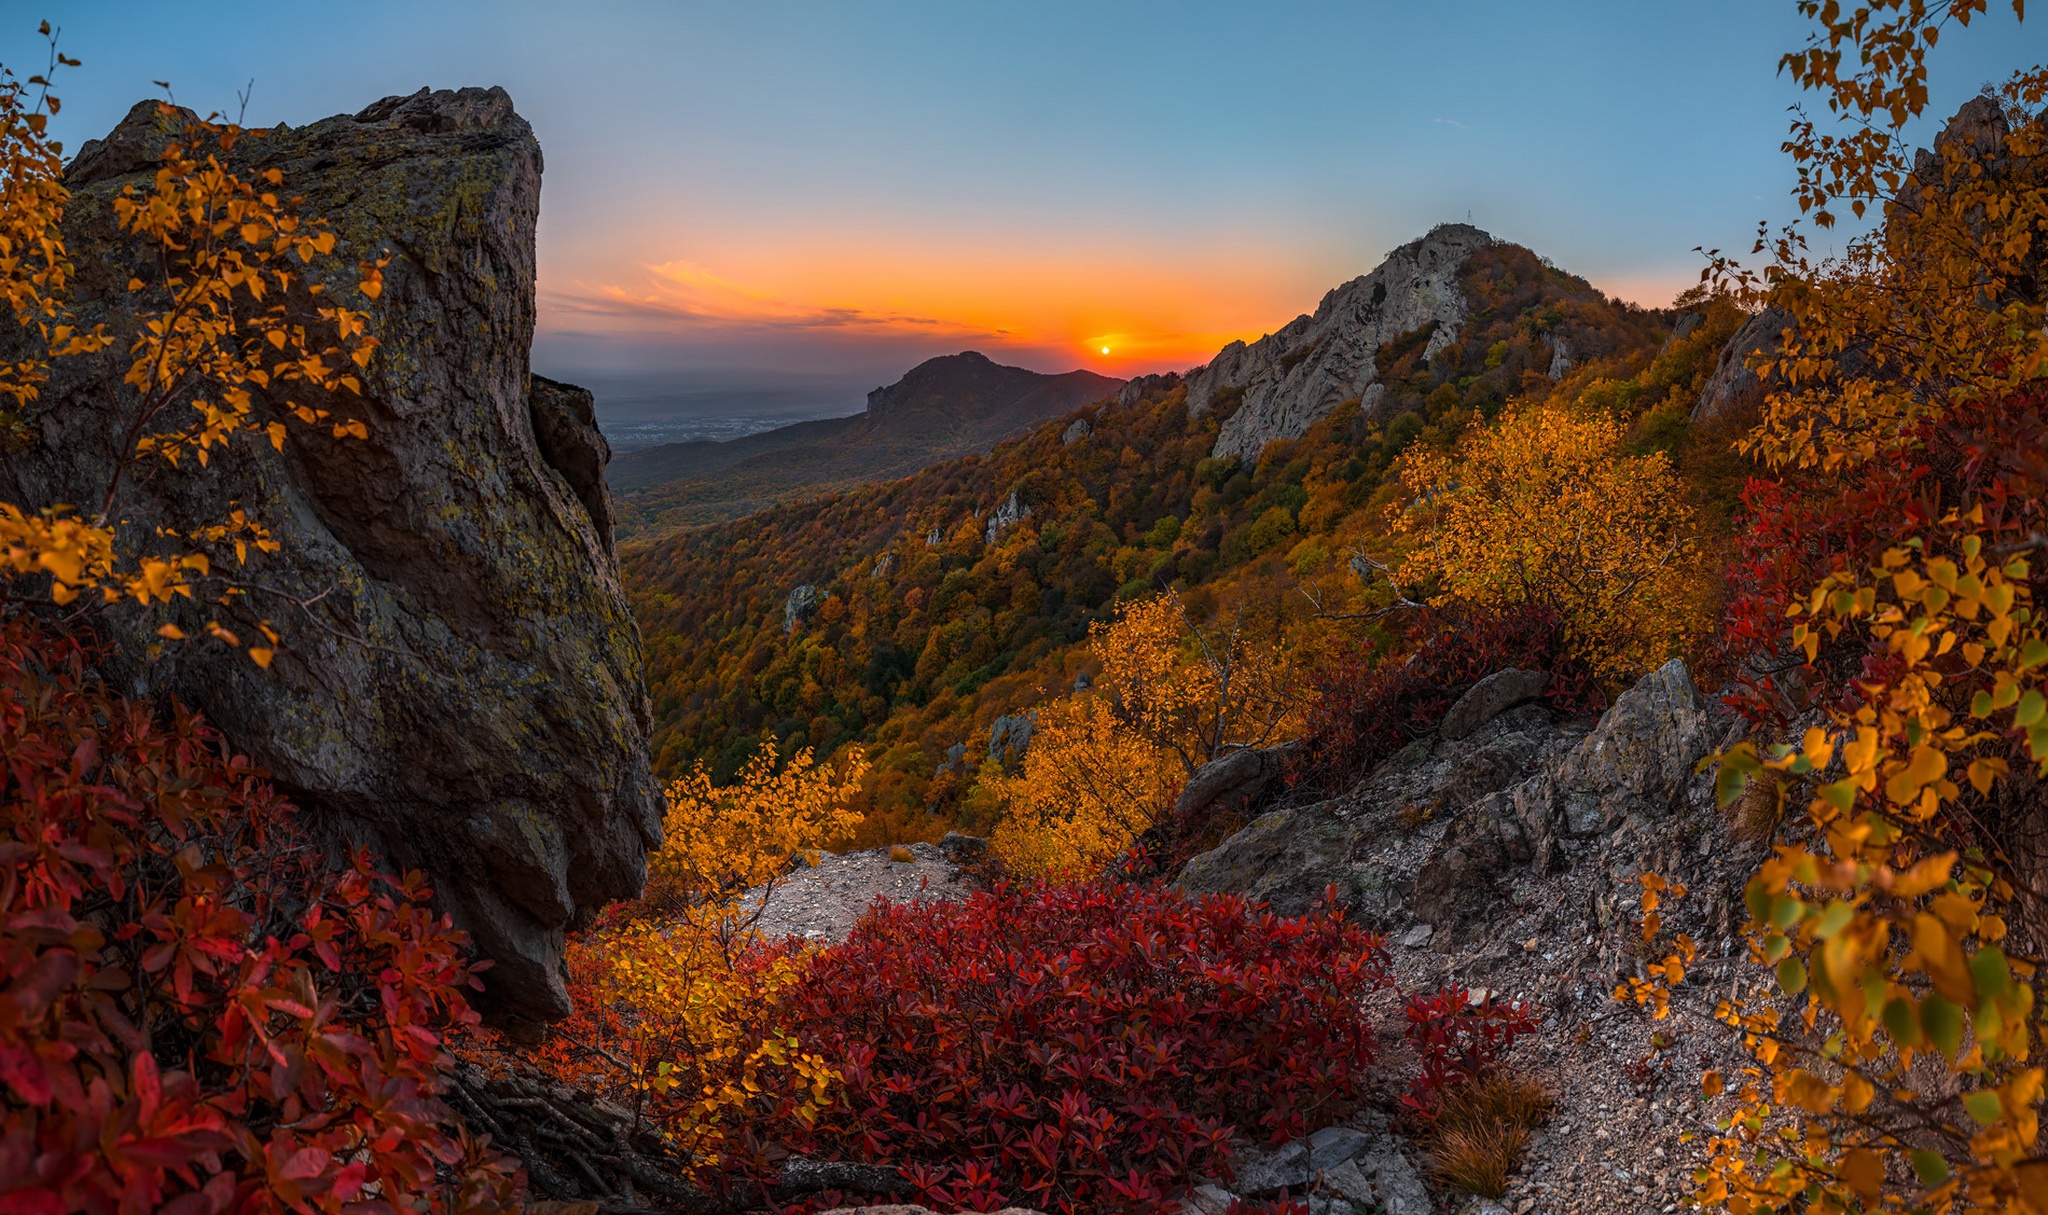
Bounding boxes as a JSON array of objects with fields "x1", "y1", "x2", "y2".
[
  {"x1": 622, "y1": 228, "x2": 1739, "y2": 841},
  {"x1": 609, "y1": 352, "x2": 1124, "y2": 533}
]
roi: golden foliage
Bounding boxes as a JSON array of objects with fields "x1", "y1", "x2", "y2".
[
  {"x1": 1685, "y1": 5, "x2": 2048, "y2": 1213},
  {"x1": 1725, "y1": 8, "x2": 2048, "y2": 474},
  {"x1": 641, "y1": 741, "x2": 869, "y2": 917},
  {"x1": 985, "y1": 591, "x2": 1302, "y2": 877},
  {"x1": 0, "y1": 43, "x2": 382, "y2": 662},
  {"x1": 988, "y1": 693, "x2": 1179, "y2": 878},
  {"x1": 1393, "y1": 405, "x2": 1704, "y2": 678},
  {"x1": 558, "y1": 740, "x2": 865, "y2": 1167}
]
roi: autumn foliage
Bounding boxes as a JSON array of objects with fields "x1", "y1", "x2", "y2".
[
  {"x1": 0, "y1": 616, "x2": 515, "y2": 1213},
  {"x1": 0, "y1": 36, "x2": 383, "y2": 660},
  {"x1": 1393, "y1": 404, "x2": 1706, "y2": 679},
  {"x1": 755, "y1": 881, "x2": 1390, "y2": 1214}
]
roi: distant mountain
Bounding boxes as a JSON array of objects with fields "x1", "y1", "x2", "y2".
[{"x1": 611, "y1": 352, "x2": 1124, "y2": 533}]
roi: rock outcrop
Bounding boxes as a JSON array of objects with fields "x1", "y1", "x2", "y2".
[
  {"x1": 984, "y1": 487, "x2": 1031, "y2": 543},
  {"x1": 1182, "y1": 224, "x2": 1493, "y2": 463},
  {"x1": 785, "y1": 584, "x2": 823, "y2": 633},
  {"x1": 1691, "y1": 306, "x2": 1790, "y2": 427},
  {"x1": 2, "y1": 89, "x2": 661, "y2": 1022},
  {"x1": 1439, "y1": 667, "x2": 1549, "y2": 741},
  {"x1": 1177, "y1": 660, "x2": 1732, "y2": 934}
]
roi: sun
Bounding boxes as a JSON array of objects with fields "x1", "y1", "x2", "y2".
[{"x1": 1099, "y1": 345, "x2": 1111, "y2": 355}]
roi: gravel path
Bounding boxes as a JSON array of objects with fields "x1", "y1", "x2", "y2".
[{"x1": 733, "y1": 841, "x2": 984, "y2": 943}]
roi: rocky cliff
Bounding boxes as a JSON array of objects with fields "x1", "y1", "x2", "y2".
[
  {"x1": 2, "y1": 89, "x2": 661, "y2": 1023},
  {"x1": 1182, "y1": 224, "x2": 1494, "y2": 463}
]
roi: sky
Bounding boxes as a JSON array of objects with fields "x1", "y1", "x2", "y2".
[{"x1": 6, "y1": 2, "x2": 2038, "y2": 424}]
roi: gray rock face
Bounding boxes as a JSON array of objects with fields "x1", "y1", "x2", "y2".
[
  {"x1": 1440, "y1": 668, "x2": 1550, "y2": 741},
  {"x1": 1547, "y1": 335, "x2": 1573, "y2": 380},
  {"x1": 1692, "y1": 306, "x2": 1791, "y2": 426},
  {"x1": 1414, "y1": 660, "x2": 1725, "y2": 928},
  {"x1": 1182, "y1": 224, "x2": 1493, "y2": 463},
  {"x1": 785, "y1": 584, "x2": 823, "y2": 633},
  {"x1": 987, "y1": 711, "x2": 1037, "y2": 766},
  {"x1": 1176, "y1": 742, "x2": 1296, "y2": 821},
  {"x1": 6, "y1": 89, "x2": 661, "y2": 1022},
  {"x1": 1060, "y1": 416, "x2": 1093, "y2": 445},
  {"x1": 1116, "y1": 371, "x2": 1182, "y2": 407},
  {"x1": 985, "y1": 487, "x2": 1032, "y2": 543},
  {"x1": 1177, "y1": 661, "x2": 1729, "y2": 946}
]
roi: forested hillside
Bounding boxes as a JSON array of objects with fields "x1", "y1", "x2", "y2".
[
  {"x1": 624, "y1": 240, "x2": 1746, "y2": 842},
  {"x1": 611, "y1": 351, "x2": 1123, "y2": 532}
]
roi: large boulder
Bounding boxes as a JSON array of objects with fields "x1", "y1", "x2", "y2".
[
  {"x1": 1691, "y1": 306, "x2": 1790, "y2": 427},
  {"x1": 0, "y1": 89, "x2": 662, "y2": 1022}
]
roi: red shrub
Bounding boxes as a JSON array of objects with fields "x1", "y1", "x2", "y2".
[
  {"x1": 0, "y1": 619, "x2": 517, "y2": 1214},
  {"x1": 1400, "y1": 985, "x2": 1541, "y2": 1120},
  {"x1": 1298, "y1": 604, "x2": 1603, "y2": 792},
  {"x1": 1710, "y1": 388, "x2": 2048, "y2": 725},
  {"x1": 755, "y1": 881, "x2": 1389, "y2": 1215}
]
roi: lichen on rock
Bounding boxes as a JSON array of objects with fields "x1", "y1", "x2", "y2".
[{"x1": 2, "y1": 87, "x2": 662, "y2": 1023}]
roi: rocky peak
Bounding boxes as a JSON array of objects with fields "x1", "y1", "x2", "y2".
[
  {"x1": 1182, "y1": 223, "x2": 1494, "y2": 463},
  {"x1": 6, "y1": 88, "x2": 661, "y2": 1024}
]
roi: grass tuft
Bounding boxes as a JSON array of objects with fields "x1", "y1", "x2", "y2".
[{"x1": 1425, "y1": 1071, "x2": 1553, "y2": 1198}]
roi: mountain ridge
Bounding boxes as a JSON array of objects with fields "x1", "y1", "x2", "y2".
[{"x1": 610, "y1": 351, "x2": 1123, "y2": 532}]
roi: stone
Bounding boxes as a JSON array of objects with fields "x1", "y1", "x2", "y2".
[
  {"x1": 937, "y1": 831, "x2": 987, "y2": 859},
  {"x1": 1353, "y1": 1135, "x2": 1434, "y2": 1215},
  {"x1": 985, "y1": 487, "x2": 1032, "y2": 543},
  {"x1": 1440, "y1": 668, "x2": 1550, "y2": 740},
  {"x1": 1323, "y1": 1158, "x2": 1375, "y2": 1206},
  {"x1": 1691, "y1": 306, "x2": 1790, "y2": 427},
  {"x1": 1402, "y1": 923, "x2": 1435, "y2": 948},
  {"x1": 1183, "y1": 224, "x2": 1493, "y2": 462},
  {"x1": 872, "y1": 551, "x2": 893, "y2": 578},
  {"x1": 1232, "y1": 1139, "x2": 1311, "y2": 1196},
  {"x1": 1411, "y1": 660, "x2": 1724, "y2": 928},
  {"x1": 1176, "y1": 742, "x2": 1297, "y2": 821},
  {"x1": 784, "y1": 584, "x2": 823, "y2": 633},
  {"x1": 987, "y1": 710, "x2": 1037, "y2": 766},
  {"x1": 1181, "y1": 1185, "x2": 1238, "y2": 1215},
  {"x1": 1116, "y1": 370, "x2": 1182, "y2": 407},
  {"x1": 926, "y1": 526, "x2": 944, "y2": 546},
  {"x1": 1547, "y1": 335, "x2": 1573, "y2": 380},
  {"x1": 7, "y1": 89, "x2": 661, "y2": 1023},
  {"x1": 1308, "y1": 1125, "x2": 1373, "y2": 1171},
  {"x1": 1061, "y1": 415, "x2": 1093, "y2": 445}
]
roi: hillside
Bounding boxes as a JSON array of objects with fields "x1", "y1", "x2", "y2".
[
  {"x1": 622, "y1": 229, "x2": 1739, "y2": 841},
  {"x1": 609, "y1": 351, "x2": 1124, "y2": 532}
]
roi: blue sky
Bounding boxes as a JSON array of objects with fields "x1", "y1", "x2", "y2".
[{"x1": 6, "y1": 2, "x2": 2037, "y2": 418}]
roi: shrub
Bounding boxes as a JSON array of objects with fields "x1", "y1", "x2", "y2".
[
  {"x1": 0, "y1": 617, "x2": 515, "y2": 1213},
  {"x1": 1400, "y1": 984, "x2": 1542, "y2": 1119},
  {"x1": 1298, "y1": 604, "x2": 1602, "y2": 793},
  {"x1": 758, "y1": 881, "x2": 1390, "y2": 1214},
  {"x1": 1392, "y1": 404, "x2": 1707, "y2": 678}
]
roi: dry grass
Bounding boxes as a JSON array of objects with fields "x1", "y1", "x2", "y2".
[
  {"x1": 888, "y1": 845, "x2": 916, "y2": 863},
  {"x1": 1727, "y1": 769, "x2": 1786, "y2": 842},
  {"x1": 1425, "y1": 1071, "x2": 1553, "y2": 1198}
]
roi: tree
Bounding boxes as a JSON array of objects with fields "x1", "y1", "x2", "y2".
[
  {"x1": 532, "y1": 740, "x2": 864, "y2": 1168},
  {"x1": 1392, "y1": 404, "x2": 1704, "y2": 679},
  {"x1": 986, "y1": 591, "x2": 1301, "y2": 877},
  {"x1": 1628, "y1": 6, "x2": 2048, "y2": 1213},
  {"x1": 0, "y1": 37, "x2": 384, "y2": 663}
]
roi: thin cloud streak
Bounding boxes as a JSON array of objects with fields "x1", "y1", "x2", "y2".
[{"x1": 544, "y1": 261, "x2": 1013, "y2": 340}]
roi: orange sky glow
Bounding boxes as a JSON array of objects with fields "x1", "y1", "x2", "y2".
[{"x1": 540, "y1": 248, "x2": 1698, "y2": 381}]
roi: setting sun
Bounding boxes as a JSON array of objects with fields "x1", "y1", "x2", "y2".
[{"x1": 1100, "y1": 345, "x2": 1110, "y2": 355}]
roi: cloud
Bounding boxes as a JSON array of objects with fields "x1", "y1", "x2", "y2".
[
  {"x1": 1433, "y1": 117, "x2": 1467, "y2": 129},
  {"x1": 542, "y1": 261, "x2": 1008, "y2": 341}
]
